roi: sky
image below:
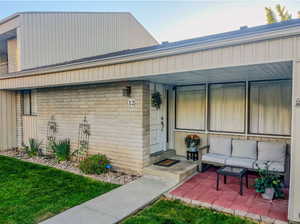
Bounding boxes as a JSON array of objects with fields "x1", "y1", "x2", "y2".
[{"x1": 1, "y1": 0, "x2": 300, "y2": 42}]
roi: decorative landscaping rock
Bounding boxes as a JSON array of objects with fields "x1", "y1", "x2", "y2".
[{"x1": 0, "y1": 149, "x2": 140, "y2": 185}]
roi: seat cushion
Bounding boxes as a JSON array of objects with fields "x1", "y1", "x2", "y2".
[
  {"x1": 225, "y1": 157, "x2": 256, "y2": 169},
  {"x1": 258, "y1": 142, "x2": 286, "y2": 163},
  {"x1": 254, "y1": 160, "x2": 285, "y2": 172},
  {"x1": 232, "y1": 140, "x2": 257, "y2": 159},
  {"x1": 209, "y1": 137, "x2": 232, "y2": 156},
  {"x1": 202, "y1": 153, "x2": 229, "y2": 164}
]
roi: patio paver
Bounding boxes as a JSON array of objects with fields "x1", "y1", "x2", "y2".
[
  {"x1": 40, "y1": 176, "x2": 177, "y2": 224},
  {"x1": 169, "y1": 167, "x2": 289, "y2": 223}
]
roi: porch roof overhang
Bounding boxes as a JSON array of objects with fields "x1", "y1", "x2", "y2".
[
  {"x1": 135, "y1": 61, "x2": 293, "y2": 85},
  {"x1": 1, "y1": 60, "x2": 292, "y2": 90},
  {"x1": 0, "y1": 19, "x2": 298, "y2": 89}
]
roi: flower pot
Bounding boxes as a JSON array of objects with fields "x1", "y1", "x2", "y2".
[{"x1": 262, "y1": 187, "x2": 275, "y2": 200}]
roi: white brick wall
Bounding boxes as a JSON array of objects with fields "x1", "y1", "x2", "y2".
[{"x1": 21, "y1": 81, "x2": 151, "y2": 174}]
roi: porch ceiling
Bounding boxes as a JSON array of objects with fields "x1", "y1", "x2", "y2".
[
  {"x1": 139, "y1": 61, "x2": 292, "y2": 85},
  {"x1": 0, "y1": 29, "x2": 16, "y2": 41}
]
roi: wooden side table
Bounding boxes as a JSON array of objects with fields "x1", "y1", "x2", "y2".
[{"x1": 186, "y1": 151, "x2": 199, "y2": 161}]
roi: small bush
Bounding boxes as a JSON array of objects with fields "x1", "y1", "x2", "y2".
[
  {"x1": 79, "y1": 154, "x2": 110, "y2": 174},
  {"x1": 52, "y1": 139, "x2": 71, "y2": 161},
  {"x1": 24, "y1": 138, "x2": 43, "y2": 157}
]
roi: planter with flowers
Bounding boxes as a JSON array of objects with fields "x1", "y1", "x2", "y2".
[
  {"x1": 184, "y1": 134, "x2": 201, "y2": 152},
  {"x1": 254, "y1": 161, "x2": 284, "y2": 200}
]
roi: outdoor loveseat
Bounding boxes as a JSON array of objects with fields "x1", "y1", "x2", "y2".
[{"x1": 199, "y1": 137, "x2": 287, "y2": 175}]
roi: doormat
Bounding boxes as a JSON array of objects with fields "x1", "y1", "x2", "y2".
[{"x1": 154, "y1": 159, "x2": 180, "y2": 167}]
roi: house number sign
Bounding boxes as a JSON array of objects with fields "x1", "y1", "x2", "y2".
[{"x1": 128, "y1": 99, "x2": 136, "y2": 107}]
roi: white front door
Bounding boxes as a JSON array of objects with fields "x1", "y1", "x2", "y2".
[{"x1": 150, "y1": 83, "x2": 167, "y2": 154}]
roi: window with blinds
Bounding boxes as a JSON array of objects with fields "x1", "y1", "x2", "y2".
[
  {"x1": 208, "y1": 82, "x2": 246, "y2": 132},
  {"x1": 249, "y1": 80, "x2": 292, "y2": 135},
  {"x1": 22, "y1": 90, "x2": 37, "y2": 116},
  {"x1": 176, "y1": 85, "x2": 206, "y2": 130},
  {"x1": 22, "y1": 90, "x2": 31, "y2": 115}
]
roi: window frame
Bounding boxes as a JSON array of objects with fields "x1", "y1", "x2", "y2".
[
  {"x1": 207, "y1": 81, "x2": 247, "y2": 134},
  {"x1": 174, "y1": 79, "x2": 291, "y2": 137},
  {"x1": 175, "y1": 84, "x2": 206, "y2": 131},
  {"x1": 247, "y1": 78, "x2": 292, "y2": 137},
  {"x1": 22, "y1": 90, "x2": 32, "y2": 116}
]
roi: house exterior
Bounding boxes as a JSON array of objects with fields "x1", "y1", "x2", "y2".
[{"x1": 0, "y1": 11, "x2": 299, "y2": 222}]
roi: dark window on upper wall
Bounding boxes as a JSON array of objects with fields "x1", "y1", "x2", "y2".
[
  {"x1": 249, "y1": 80, "x2": 292, "y2": 136},
  {"x1": 208, "y1": 82, "x2": 246, "y2": 133},
  {"x1": 175, "y1": 85, "x2": 206, "y2": 130},
  {"x1": 22, "y1": 90, "x2": 32, "y2": 115}
]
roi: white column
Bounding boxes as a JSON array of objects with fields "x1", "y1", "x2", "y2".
[{"x1": 288, "y1": 60, "x2": 300, "y2": 222}]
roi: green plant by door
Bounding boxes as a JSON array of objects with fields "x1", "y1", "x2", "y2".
[{"x1": 151, "y1": 92, "x2": 162, "y2": 109}]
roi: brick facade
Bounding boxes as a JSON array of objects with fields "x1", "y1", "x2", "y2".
[{"x1": 18, "y1": 81, "x2": 150, "y2": 174}]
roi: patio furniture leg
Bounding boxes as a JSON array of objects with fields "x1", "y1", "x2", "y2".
[
  {"x1": 240, "y1": 177, "x2": 243, "y2": 196},
  {"x1": 200, "y1": 163, "x2": 210, "y2": 172},
  {"x1": 246, "y1": 172, "x2": 249, "y2": 188},
  {"x1": 217, "y1": 173, "x2": 220, "y2": 191},
  {"x1": 224, "y1": 175, "x2": 227, "y2": 184}
]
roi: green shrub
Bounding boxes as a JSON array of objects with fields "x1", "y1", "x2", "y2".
[
  {"x1": 51, "y1": 139, "x2": 71, "y2": 161},
  {"x1": 79, "y1": 154, "x2": 110, "y2": 174},
  {"x1": 24, "y1": 138, "x2": 43, "y2": 157}
]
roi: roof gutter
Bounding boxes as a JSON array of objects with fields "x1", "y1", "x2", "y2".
[{"x1": 1, "y1": 24, "x2": 300, "y2": 80}]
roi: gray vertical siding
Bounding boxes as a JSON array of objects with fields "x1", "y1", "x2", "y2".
[
  {"x1": 18, "y1": 12, "x2": 158, "y2": 70},
  {"x1": 0, "y1": 90, "x2": 16, "y2": 150}
]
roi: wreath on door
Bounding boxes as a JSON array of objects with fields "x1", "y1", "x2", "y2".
[{"x1": 151, "y1": 92, "x2": 162, "y2": 109}]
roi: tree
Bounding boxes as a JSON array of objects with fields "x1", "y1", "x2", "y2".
[
  {"x1": 265, "y1": 7, "x2": 277, "y2": 24},
  {"x1": 275, "y1": 5, "x2": 292, "y2": 21},
  {"x1": 265, "y1": 4, "x2": 299, "y2": 24}
]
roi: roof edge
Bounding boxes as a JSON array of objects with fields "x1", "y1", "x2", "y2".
[
  {"x1": 2, "y1": 22, "x2": 300, "y2": 80},
  {"x1": 0, "y1": 11, "x2": 133, "y2": 26},
  {"x1": 128, "y1": 12, "x2": 159, "y2": 44},
  {"x1": 17, "y1": 11, "x2": 131, "y2": 15},
  {"x1": 0, "y1": 13, "x2": 20, "y2": 26}
]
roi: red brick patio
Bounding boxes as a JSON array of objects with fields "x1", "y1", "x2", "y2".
[{"x1": 169, "y1": 167, "x2": 289, "y2": 223}]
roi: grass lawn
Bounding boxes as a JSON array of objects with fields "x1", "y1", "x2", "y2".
[
  {"x1": 123, "y1": 199, "x2": 256, "y2": 224},
  {"x1": 0, "y1": 155, "x2": 119, "y2": 224}
]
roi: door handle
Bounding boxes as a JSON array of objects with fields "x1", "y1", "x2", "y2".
[{"x1": 161, "y1": 117, "x2": 164, "y2": 131}]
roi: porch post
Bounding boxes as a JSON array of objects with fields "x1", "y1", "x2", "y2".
[{"x1": 288, "y1": 60, "x2": 300, "y2": 223}]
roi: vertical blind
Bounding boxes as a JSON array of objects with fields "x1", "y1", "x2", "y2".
[
  {"x1": 23, "y1": 91, "x2": 31, "y2": 115},
  {"x1": 176, "y1": 85, "x2": 206, "y2": 130},
  {"x1": 249, "y1": 80, "x2": 292, "y2": 135},
  {"x1": 209, "y1": 83, "x2": 245, "y2": 132}
]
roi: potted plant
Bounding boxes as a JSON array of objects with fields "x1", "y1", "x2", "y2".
[
  {"x1": 184, "y1": 134, "x2": 200, "y2": 152},
  {"x1": 254, "y1": 161, "x2": 284, "y2": 200}
]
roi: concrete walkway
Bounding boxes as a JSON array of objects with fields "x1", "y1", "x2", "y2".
[{"x1": 40, "y1": 176, "x2": 177, "y2": 224}]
